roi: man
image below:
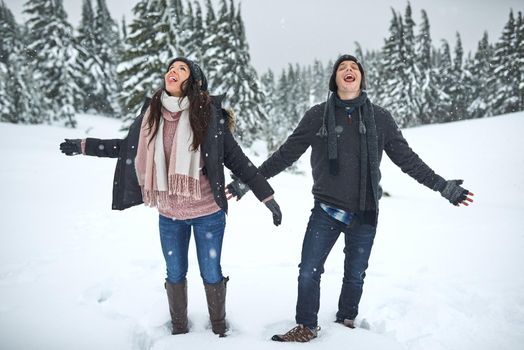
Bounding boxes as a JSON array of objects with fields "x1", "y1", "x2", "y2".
[{"x1": 226, "y1": 54, "x2": 474, "y2": 342}]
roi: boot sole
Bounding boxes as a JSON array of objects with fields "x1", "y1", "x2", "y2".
[
  {"x1": 271, "y1": 334, "x2": 317, "y2": 342},
  {"x1": 271, "y1": 335, "x2": 285, "y2": 342}
]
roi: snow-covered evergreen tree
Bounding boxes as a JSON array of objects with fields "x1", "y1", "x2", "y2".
[
  {"x1": 201, "y1": 0, "x2": 226, "y2": 92},
  {"x1": 75, "y1": 0, "x2": 97, "y2": 112},
  {"x1": 201, "y1": 0, "x2": 267, "y2": 145},
  {"x1": 310, "y1": 59, "x2": 329, "y2": 104},
  {"x1": 415, "y1": 10, "x2": 439, "y2": 124},
  {"x1": 200, "y1": 0, "x2": 217, "y2": 73},
  {"x1": 0, "y1": 1, "x2": 17, "y2": 122},
  {"x1": 121, "y1": 16, "x2": 127, "y2": 41},
  {"x1": 225, "y1": 2, "x2": 268, "y2": 145},
  {"x1": 360, "y1": 49, "x2": 381, "y2": 102},
  {"x1": 0, "y1": 0, "x2": 17, "y2": 65},
  {"x1": 467, "y1": 32, "x2": 494, "y2": 118},
  {"x1": 1, "y1": 2, "x2": 43, "y2": 124},
  {"x1": 380, "y1": 9, "x2": 410, "y2": 127},
  {"x1": 435, "y1": 39, "x2": 453, "y2": 122},
  {"x1": 118, "y1": 0, "x2": 177, "y2": 127},
  {"x1": 24, "y1": 0, "x2": 78, "y2": 127},
  {"x1": 448, "y1": 32, "x2": 469, "y2": 121},
  {"x1": 490, "y1": 9, "x2": 520, "y2": 115},
  {"x1": 175, "y1": 0, "x2": 197, "y2": 59},
  {"x1": 89, "y1": 0, "x2": 122, "y2": 116},
  {"x1": 260, "y1": 69, "x2": 278, "y2": 151},
  {"x1": 514, "y1": 11, "x2": 524, "y2": 111},
  {"x1": 414, "y1": 9, "x2": 440, "y2": 124},
  {"x1": 401, "y1": 2, "x2": 419, "y2": 126},
  {"x1": 188, "y1": 0, "x2": 205, "y2": 63},
  {"x1": 270, "y1": 66, "x2": 294, "y2": 152}
]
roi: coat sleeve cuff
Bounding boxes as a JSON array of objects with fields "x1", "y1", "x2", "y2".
[{"x1": 245, "y1": 173, "x2": 274, "y2": 201}]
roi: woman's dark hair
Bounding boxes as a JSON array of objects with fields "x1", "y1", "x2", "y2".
[{"x1": 146, "y1": 58, "x2": 211, "y2": 151}]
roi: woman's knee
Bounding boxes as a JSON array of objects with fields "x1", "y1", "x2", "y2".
[
  {"x1": 166, "y1": 269, "x2": 187, "y2": 284},
  {"x1": 199, "y1": 260, "x2": 223, "y2": 284}
]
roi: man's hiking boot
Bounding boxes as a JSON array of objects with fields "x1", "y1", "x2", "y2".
[
  {"x1": 335, "y1": 318, "x2": 356, "y2": 329},
  {"x1": 271, "y1": 324, "x2": 319, "y2": 342}
]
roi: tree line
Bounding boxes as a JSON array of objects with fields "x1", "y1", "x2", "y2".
[{"x1": 1, "y1": 0, "x2": 523, "y2": 150}]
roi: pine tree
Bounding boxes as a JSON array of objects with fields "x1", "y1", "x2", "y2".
[
  {"x1": 0, "y1": 0, "x2": 17, "y2": 65},
  {"x1": 201, "y1": 0, "x2": 267, "y2": 145},
  {"x1": 190, "y1": 1, "x2": 205, "y2": 63},
  {"x1": 467, "y1": 32, "x2": 494, "y2": 118},
  {"x1": 75, "y1": 0, "x2": 97, "y2": 112},
  {"x1": 175, "y1": 0, "x2": 197, "y2": 59},
  {"x1": 202, "y1": 0, "x2": 230, "y2": 94},
  {"x1": 380, "y1": 9, "x2": 410, "y2": 127},
  {"x1": 1, "y1": 2, "x2": 43, "y2": 124},
  {"x1": 0, "y1": 1, "x2": 17, "y2": 122},
  {"x1": 89, "y1": 0, "x2": 122, "y2": 116},
  {"x1": 361, "y1": 49, "x2": 382, "y2": 102},
  {"x1": 435, "y1": 39, "x2": 453, "y2": 122},
  {"x1": 514, "y1": 11, "x2": 524, "y2": 110},
  {"x1": 121, "y1": 16, "x2": 127, "y2": 41},
  {"x1": 260, "y1": 69, "x2": 278, "y2": 151},
  {"x1": 449, "y1": 32, "x2": 469, "y2": 121},
  {"x1": 24, "y1": 0, "x2": 79, "y2": 127},
  {"x1": 270, "y1": 66, "x2": 294, "y2": 152},
  {"x1": 310, "y1": 59, "x2": 328, "y2": 104},
  {"x1": 201, "y1": 0, "x2": 217, "y2": 73},
  {"x1": 118, "y1": 0, "x2": 177, "y2": 127},
  {"x1": 414, "y1": 9, "x2": 440, "y2": 124},
  {"x1": 224, "y1": 2, "x2": 268, "y2": 145},
  {"x1": 490, "y1": 9, "x2": 520, "y2": 114},
  {"x1": 402, "y1": 2, "x2": 419, "y2": 126}
]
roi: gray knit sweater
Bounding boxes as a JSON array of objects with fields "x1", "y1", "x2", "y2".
[{"x1": 258, "y1": 101, "x2": 445, "y2": 224}]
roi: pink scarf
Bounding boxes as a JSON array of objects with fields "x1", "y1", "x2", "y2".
[{"x1": 135, "y1": 93, "x2": 201, "y2": 209}]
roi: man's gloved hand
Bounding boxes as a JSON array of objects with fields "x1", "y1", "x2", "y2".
[
  {"x1": 439, "y1": 179, "x2": 474, "y2": 206},
  {"x1": 226, "y1": 174, "x2": 251, "y2": 200},
  {"x1": 265, "y1": 198, "x2": 282, "y2": 226},
  {"x1": 60, "y1": 139, "x2": 82, "y2": 156}
]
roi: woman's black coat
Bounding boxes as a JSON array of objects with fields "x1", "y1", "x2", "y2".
[{"x1": 83, "y1": 96, "x2": 274, "y2": 213}]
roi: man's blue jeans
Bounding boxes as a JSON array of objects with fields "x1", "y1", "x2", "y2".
[
  {"x1": 159, "y1": 210, "x2": 226, "y2": 284},
  {"x1": 296, "y1": 202, "x2": 376, "y2": 328}
]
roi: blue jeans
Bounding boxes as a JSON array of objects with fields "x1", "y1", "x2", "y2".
[
  {"x1": 296, "y1": 202, "x2": 376, "y2": 328},
  {"x1": 159, "y1": 210, "x2": 226, "y2": 284}
]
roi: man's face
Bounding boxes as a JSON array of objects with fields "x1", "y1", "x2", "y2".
[{"x1": 335, "y1": 60, "x2": 362, "y2": 96}]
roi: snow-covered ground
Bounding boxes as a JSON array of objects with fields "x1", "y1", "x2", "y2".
[{"x1": 1, "y1": 112, "x2": 523, "y2": 350}]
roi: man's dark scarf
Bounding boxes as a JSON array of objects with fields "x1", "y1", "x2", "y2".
[{"x1": 318, "y1": 91, "x2": 379, "y2": 211}]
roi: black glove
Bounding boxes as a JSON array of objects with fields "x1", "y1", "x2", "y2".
[
  {"x1": 60, "y1": 139, "x2": 82, "y2": 156},
  {"x1": 265, "y1": 198, "x2": 282, "y2": 226},
  {"x1": 226, "y1": 174, "x2": 251, "y2": 200},
  {"x1": 439, "y1": 179, "x2": 469, "y2": 205}
]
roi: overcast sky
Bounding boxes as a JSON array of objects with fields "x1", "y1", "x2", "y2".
[{"x1": 5, "y1": 0, "x2": 522, "y2": 73}]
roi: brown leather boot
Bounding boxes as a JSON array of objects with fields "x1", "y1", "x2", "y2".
[
  {"x1": 165, "y1": 280, "x2": 189, "y2": 335},
  {"x1": 203, "y1": 276, "x2": 229, "y2": 337},
  {"x1": 271, "y1": 324, "x2": 320, "y2": 342}
]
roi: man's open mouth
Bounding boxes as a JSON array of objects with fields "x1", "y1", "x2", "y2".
[{"x1": 344, "y1": 73, "x2": 356, "y2": 83}]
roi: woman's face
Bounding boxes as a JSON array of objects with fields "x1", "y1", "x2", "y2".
[{"x1": 164, "y1": 61, "x2": 190, "y2": 97}]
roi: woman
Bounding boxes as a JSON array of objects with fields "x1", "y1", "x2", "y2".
[{"x1": 59, "y1": 57, "x2": 282, "y2": 337}]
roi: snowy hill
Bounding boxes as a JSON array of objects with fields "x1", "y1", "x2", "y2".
[{"x1": 1, "y1": 113, "x2": 523, "y2": 350}]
